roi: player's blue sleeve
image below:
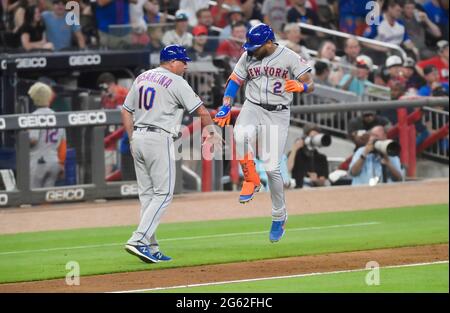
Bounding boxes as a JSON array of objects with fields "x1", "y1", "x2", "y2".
[{"x1": 224, "y1": 79, "x2": 240, "y2": 100}]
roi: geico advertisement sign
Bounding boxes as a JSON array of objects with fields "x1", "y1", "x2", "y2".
[
  {"x1": 68, "y1": 112, "x2": 107, "y2": 125},
  {"x1": 69, "y1": 55, "x2": 101, "y2": 66},
  {"x1": 18, "y1": 115, "x2": 56, "y2": 128},
  {"x1": 45, "y1": 188, "x2": 85, "y2": 202},
  {"x1": 16, "y1": 57, "x2": 47, "y2": 68},
  {"x1": 0, "y1": 194, "x2": 8, "y2": 206},
  {"x1": 0, "y1": 118, "x2": 5, "y2": 130},
  {"x1": 120, "y1": 184, "x2": 138, "y2": 196}
]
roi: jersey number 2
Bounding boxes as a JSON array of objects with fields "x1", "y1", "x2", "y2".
[
  {"x1": 138, "y1": 86, "x2": 156, "y2": 110},
  {"x1": 273, "y1": 82, "x2": 282, "y2": 94}
]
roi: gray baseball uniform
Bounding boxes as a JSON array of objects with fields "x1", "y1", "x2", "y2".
[
  {"x1": 123, "y1": 66, "x2": 202, "y2": 251},
  {"x1": 29, "y1": 107, "x2": 66, "y2": 188},
  {"x1": 233, "y1": 45, "x2": 312, "y2": 221}
]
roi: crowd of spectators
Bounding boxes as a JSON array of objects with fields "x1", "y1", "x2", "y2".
[{"x1": 1, "y1": 0, "x2": 448, "y2": 188}]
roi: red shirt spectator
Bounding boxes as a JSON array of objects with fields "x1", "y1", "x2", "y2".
[
  {"x1": 417, "y1": 40, "x2": 449, "y2": 84},
  {"x1": 211, "y1": 0, "x2": 239, "y2": 28}
]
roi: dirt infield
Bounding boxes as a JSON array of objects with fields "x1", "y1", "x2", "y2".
[
  {"x1": 0, "y1": 178, "x2": 448, "y2": 235},
  {"x1": 0, "y1": 244, "x2": 447, "y2": 293}
]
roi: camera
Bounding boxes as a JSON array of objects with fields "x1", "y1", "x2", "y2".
[
  {"x1": 304, "y1": 134, "x2": 331, "y2": 149},
  {"x1": 373, "y1": 139, "x2": 401, "y2": 156}
]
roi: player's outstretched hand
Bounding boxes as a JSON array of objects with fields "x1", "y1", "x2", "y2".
[
  {"x1": 213, "y1": 104, "x2": 231, "y2": 127},
  {"x1": 284, "y1": 79, "x2": 305, "y2": 93}
]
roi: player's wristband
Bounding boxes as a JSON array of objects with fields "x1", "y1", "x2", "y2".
[{"x1": 302, "y1": 83, "x2": 308, "y2": 93}]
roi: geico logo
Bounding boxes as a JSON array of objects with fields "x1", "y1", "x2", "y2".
[
  {"x1": 69, "y1": 55, "x2": 101, "y2": 66},
  {"x1": 68, "y1": 112, "x2": 106, "y2": 125},
  {"x1": 16, "y1": 57, "x2": 47, "y2": 68},
  {"x1": 18, "y1": 115, "x2": 56, "y2": 128},
  {"x1": 0, "y1": 194, "x2": 8, "y2": 206},
  {"x1": 120, "y1": 184, "x2": 138, "y2": 196},
  {"x1": 45, "y1": 188, "x2": 85, "y2": 202},
  {"x1": 1, "y1": 60, "x2": 6, "y2": 70},
  {"x1": 0, "y1": 118, "x2": 5, "y2": 130}
]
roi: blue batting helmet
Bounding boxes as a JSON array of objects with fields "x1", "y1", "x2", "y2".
[
  {"x1": 160, "y1": 45, "x2": 192, "y2": 63},
  {"x1": 243, "y1": 23, "x2": 275, "y2": 52}
]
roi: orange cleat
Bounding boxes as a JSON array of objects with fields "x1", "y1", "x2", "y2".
[{"x1": 239, "y1": 153, "x2": 261, "y2": 203}]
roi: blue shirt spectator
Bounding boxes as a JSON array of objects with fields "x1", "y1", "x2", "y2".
[
  {"x1": 349, "y1": 126, "x2": 403, "y2": 186},
  {"x1": 423, "y1": 0, "x2": 449, "y2": 39},
  {"x1": 96, "y1": 0, "x2": 131, "y2": 34},
  {"x1": 41, "y1": 0, "x2": 85, "y2": 51}
]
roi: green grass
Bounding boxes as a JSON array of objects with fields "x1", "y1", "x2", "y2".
[
  {"x1": 0, "y1": 204, "x2": 447, "y2": 284},
  {"x1": 150, "y1": 263, "x2": 449, "y2": 293}
]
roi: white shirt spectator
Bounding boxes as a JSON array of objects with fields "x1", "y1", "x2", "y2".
[
  {"x1": 162, "y1": 30, "x2": 193, "y2": 48},
  {"x1": 179, "y1": 0, "x2": 210, "y2": 27},
  {"x1": 130, "y1": 0, "x2": 148, "y2": 33},
  {"x1": 262, "y1": 0, "x2": 288, "y2": 34},
  {"x1": 364, "y1": 13, "x2": 411, "y2": 46}
]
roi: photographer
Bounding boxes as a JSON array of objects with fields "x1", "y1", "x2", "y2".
[
  {"x1": 349, "y1": 126, "x2": 403, "y2": 186},
  {"x1": 287, "y1": 124, "x2": 330, "y2": 189},
  {"x1": 97, "y1": 72, "x2": 129, "y2": 110}
]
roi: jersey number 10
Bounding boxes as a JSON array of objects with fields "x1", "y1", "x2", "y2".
[{"x1": 138, "y1": 86, "x2": 156, "y2": 110}]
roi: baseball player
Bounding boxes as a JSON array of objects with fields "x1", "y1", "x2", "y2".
[
  {"x1": 213, "y1": 24, "x2": 314, "y2": 243},
  {"x1": 121, "y1": 45, "x2": 221, "y2": 263},
  {"x1": 28, "y1": 82, "x2": 67, "y2": 189}
]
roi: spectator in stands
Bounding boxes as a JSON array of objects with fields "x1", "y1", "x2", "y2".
[
  {"x1": 317, "y1": 0, "x2": 339, "y2": 32},
  {"x1": 348, "y1": 112, "x2": 391, "y2": 149},
  {"x1": 363, "y1": 0, "x2": 419, "y2": 61},
  {"x1": 216, "y1": 21, "x2": 246, "y2": 67},
  {"x1": 287, "y1": 124, "x2": 330, "y2": 189},
  {"x1": 27, "y1": 82, "x2": 67, "y2": 188},
  {"x1": 97, "y1": 72, "x2": 129, "y2": 110},
  {"x1": 340, "y1": 37, "x2": 361, "y2": 75},
  {"x1": 403, "y1": 57, "x2": 425, "y2": 94},
  {"x1": 349, "y1": 125, "x2": 403, "y2": 186},
  {"x1": 161, "y1": 11, "x2": 193, "y2": 48},
  {"x1": 422, "y1": 0, "x2": 448, "y2": 40},
  {"x1": 418, "y1": 65, "x2": 449, "y2": 97},
  {"x1": 287, "y1": 0, "x2": 319, "y2": 48},
  {"x1": 278, "y1": 23, "x2": 311, "y2": 62},
  {"x1": 339, "y1": 55, "x2": 376, "y2": 97},
  {"x1": 317, "y1": 40, "x2": 343, "y2": 86},
  {"x1": 196, "y1": 7, "x2": 221, "y2": 52},
  {"x1": 211, "y1": 0, "x2": 239, "y2": 28},
  {"x1": 314, "y1": 61, "x2": 331, "y2": 86},
  {"x1": 339, "y1": 0, "x2": 370, "y2": 36},
  {"x1": 95, "y1": 0, "x2": 133, "y2": 49},
  {"x1": 385, "y1": 55, "x2": 407, "y2": 85},
  {"x1": 187, "y1": 25, "x2": 212, "y2": 62},
  {"x1": 148, "y1": 25, "x2": 164, "y2": 51},
  {"x1": 402, "y1": 0, "x2": 442, "y2": 60},
  {"x1": 261, "y1": 0, "x2": 288, "y2": 35},
  {"x1": 19, "y1": 5, "x2": 53, "y2": 51},
  {"x1": 240, "y1": 0, "x2": 264, "y2": 22},
  {"x1": 130, "y1": 0, "x2": 155, "y2": 46},
  {"x1": 42, "y1": 0, "x2": 85, "y2": 51},
  {"x1": 179, "y1": 0, "x2": 209, "y2": 27},
  {"x1": 417, "y1": 40, "x2": 449, "y2": 84},
  {"x1": 146, "y1": 0, "x2": 165, "y2": 24},
  {"x1": 219, "y1": 6, "x2": 250, "y2": 41}
]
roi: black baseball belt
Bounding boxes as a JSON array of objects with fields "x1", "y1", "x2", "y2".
[
  {"x1": 248, "y1": 99, "x2": 288, "y2": 111},
  {"x1": 134, "y1": 126, "x2": 169, "y2": 134}
]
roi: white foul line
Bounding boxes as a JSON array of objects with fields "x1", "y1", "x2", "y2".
[
  {"x1": 0, "y1": 222, "x2": 380, "y2": 256},
  {"x1": 112, "y1": 260, "x2": 449, "y2": 293}
]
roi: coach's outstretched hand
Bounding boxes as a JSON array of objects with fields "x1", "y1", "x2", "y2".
[
  {"x1": 284, "y1": 79, "x2": 306, "y2": 93},
  {"x1": 213, "y1": 104, "x2": 231, "y2": 127}
]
